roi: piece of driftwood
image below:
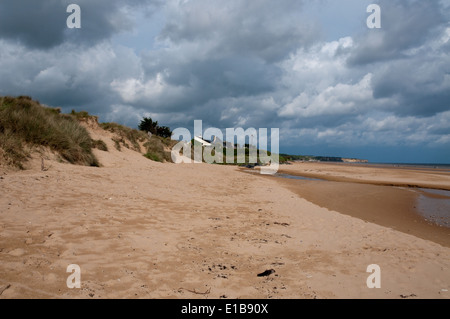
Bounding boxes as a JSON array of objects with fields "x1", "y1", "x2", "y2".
[
  {"x1": 257, "y1": 269, "x2": 275, "y2": 277},
  {"x1": 178, "y1": 287, "x2": 211, "y2": 295}
]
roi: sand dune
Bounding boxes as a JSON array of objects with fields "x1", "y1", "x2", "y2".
[{"x1": 1, "y1": 128, "x2": 449, "y2": 299}]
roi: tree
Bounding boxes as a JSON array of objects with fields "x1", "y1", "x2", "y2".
[
  {"x1": 138, "y1": 117, "x2": 172, "y2": 138},
  {"x1": 138, "y1": 117, "x2": 158, "y2": 135},
  {"x1": 156, "y1": 126, "x2": 172, "y2": 138}
]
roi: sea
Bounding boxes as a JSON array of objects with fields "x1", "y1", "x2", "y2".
[
  {"x1": 285, "y1": 160, "x2": 450, "y2": 171},
  {"x1": 328, "y1": 161, "x2": 450, "y2": 171}
]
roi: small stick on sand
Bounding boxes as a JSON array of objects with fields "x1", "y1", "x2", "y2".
[
  {"x1": 178, "y1": 287, "x2": 211, "y2": 295},
  {"x1": 41, "y1": 158, "x2": 49, "y2": 171},
  {"x1": 0, "y1": 284, "x2": 11, "y2": 296}
]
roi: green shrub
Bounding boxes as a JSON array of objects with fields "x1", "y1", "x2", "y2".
[
  {"x1": 143, "y1": 136, "x2": 173, "y2": 162},
  {"x1": 70, "y1": 109, "x2": 95, "y2": 121},
  {"x1": 144, "y1": 152, "x2": 162, "y2": 162}
]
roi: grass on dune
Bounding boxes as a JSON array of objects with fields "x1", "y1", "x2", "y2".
[
  {"x1": 0, "y1": 96, "x2": 177, "y2": 168},
  {"x1": 100, "y1": 122, "x2": 148, "y2": 152},
  {"x1": 0, "y1": 96, "x2": 99, "y2": 168},
  {"x1": 100, "y1": 122, "x2": 176, "y2": 163},
  {"x1": 143, "y1": 135, "x2": 175, "y2": 163}
]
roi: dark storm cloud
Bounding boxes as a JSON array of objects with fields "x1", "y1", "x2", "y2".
[
  {"x1": 159, "y1": 0, "x2": 317, "y2": 63},
  {"x1": 0, "y1": 0, "x2": 67, "y2": 48},
  {"x1": 0, "y1": 0, "x2": 160, "y2": 49},
  {"x1": 133, "y1": 53, "x2": 281, "y2": 114},
  {"x1": 370, "y1": 43, "x2": 450, "y2": 117},
  {"x1": 114, "y1": 0, "x2": 320, "y2": 123},
  {"x1": 0, "y1": 0, "x2": 156, "y2": 118},
  {"x1": 347, "y1": 0, "x2": 447, "y2": 65},
  {"x1": 0, "y1": 40, "x2": 142, "y2": 118}
]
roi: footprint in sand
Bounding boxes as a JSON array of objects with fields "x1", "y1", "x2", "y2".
[{"x1": 8, "y1": 248, "x2": 25, "y2": 257}]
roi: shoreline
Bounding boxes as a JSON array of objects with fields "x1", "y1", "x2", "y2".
[
  {"x1": 276, "y1": 161, "x2": 450, "y2": 191},
  {"x1": 255, "y1": 162, "x2": 450, "y2": 247}
]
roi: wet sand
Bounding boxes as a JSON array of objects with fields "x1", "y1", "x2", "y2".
[
  {"x1": 272, "y1": 178, "x2": 450, "y2": 248},
  {"x1": 277, "y1": 162, "x2": 450, "y2": 190},
  {"x1": 273, "y1": 162, "x2": 450, "y2": 247}
]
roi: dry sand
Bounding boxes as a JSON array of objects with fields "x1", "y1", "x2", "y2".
[{"x1": 1, "y1": 129, "x2": 449, "y2": 299}]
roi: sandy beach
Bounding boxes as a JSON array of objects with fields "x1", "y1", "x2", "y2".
[{"x1": 1, "y1": 127, "x2": 450, "y2": 299}]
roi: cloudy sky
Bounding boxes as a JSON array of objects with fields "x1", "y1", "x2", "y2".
[{"x1": 0, "y1": 0, "x2": 449, "y2": 163}]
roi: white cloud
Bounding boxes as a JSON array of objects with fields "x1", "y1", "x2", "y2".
[{"x1": 279, "y1": 42, "x2": 374, "y2": 118}]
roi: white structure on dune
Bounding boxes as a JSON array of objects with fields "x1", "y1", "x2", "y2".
[
  {"x1": 193, "y1": 136, "x2": 212, "y2": 147},
  {"x1": 191, "y1": 136, "x2": 236, "y2": 149}
]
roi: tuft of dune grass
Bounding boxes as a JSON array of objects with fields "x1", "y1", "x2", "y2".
[
  {"x1": 92, "y1": 139, "x2": 108, "y2": 152},
  {"x1": 100, "y1": 122, "x2": 148, "y2": 152},
  {"x1": 0, "y1": 128, "x2": 29, "y2": 169}
]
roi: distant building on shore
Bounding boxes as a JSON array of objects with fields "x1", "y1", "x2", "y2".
[
  {"x1": 341, "y1": 158, "x2": 369, "y2": 163},
  {"x1": 281, "y1": 154, "x2": 368, "y2": 163}
]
